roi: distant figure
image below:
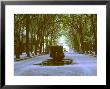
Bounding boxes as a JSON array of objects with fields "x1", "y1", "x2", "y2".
[{"x1": 63, "y1": 48, "x2": 66, "y2": 52}]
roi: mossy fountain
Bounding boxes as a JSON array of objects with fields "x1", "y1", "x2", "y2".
[{"x1": 41, "y1": 46, "x2": 72, "y2": 66}]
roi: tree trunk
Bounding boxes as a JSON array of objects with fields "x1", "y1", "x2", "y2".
[
  {"x1": 15, "y1": 23, "x2": 20, "y2": 60},
  {"x1": 26, "y1": 15, "x2": 30, "y2": 57}
]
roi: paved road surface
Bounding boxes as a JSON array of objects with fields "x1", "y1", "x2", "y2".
[{"x1": 14, "y1": 52, "x2": 97, "y2": 76}]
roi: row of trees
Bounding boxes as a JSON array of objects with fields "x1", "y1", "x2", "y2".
[
  {"x1": 61, "y1": 14, "x2": 97, "y2": 54},
  {"x1": 14, "y1": 14, "x2": 97, "y2": 60}
]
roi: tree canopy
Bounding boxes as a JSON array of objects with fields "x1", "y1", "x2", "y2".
[{"x1": 14, "y1": 14, "x2": 97, "y2": 60}]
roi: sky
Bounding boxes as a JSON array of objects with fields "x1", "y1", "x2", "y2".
[{"x1": 58, "y1": 35, "x2": 69, "y2": 51}]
